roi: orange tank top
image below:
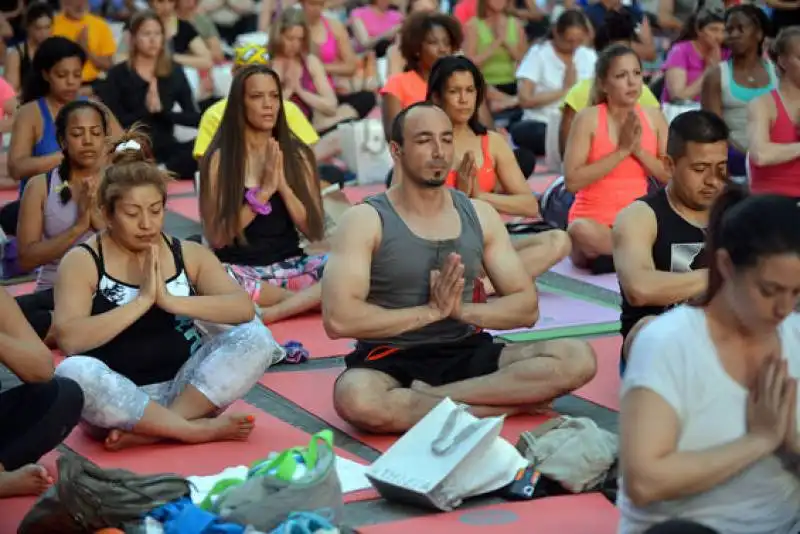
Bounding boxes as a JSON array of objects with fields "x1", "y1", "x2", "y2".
[
  {"x1": 568, "y1": 104, "x2": 656, "y2": 227},
  {"x1": 445, "y1": 134, "x2": 497, "y2": 193}
]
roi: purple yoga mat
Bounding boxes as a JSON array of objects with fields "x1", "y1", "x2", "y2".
[
  {"x1": 487, "y1": 292, "x2": 618, "y2": 335},
  {"x1": 550, "y1": 259, "x2": 620, "y2": 293}
]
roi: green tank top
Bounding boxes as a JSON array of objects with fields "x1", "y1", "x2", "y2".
[{"x1": 476, "y1": 17, "x2": 518, "y2": 86}]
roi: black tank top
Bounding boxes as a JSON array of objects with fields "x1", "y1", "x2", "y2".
[
  {"x1": 619, "y1": 188, "x2": 707, "y2": 338},
  {"x1": 213, "y1": 193, "x2": 302, "y2": 266},
  {"x1": 78, "y1": 234, "x2": 204, "y2": 386},
  {"x1": 16, "y1": 42, "x2": 30, "y2": 86}
]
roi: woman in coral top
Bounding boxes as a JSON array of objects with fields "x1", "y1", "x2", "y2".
[
  {"x1": 563, "y1": 44, "x2": 669, "y2": 273},
  {"x1": 747, "y1": 27, "x2": 800, "y2": 198}
]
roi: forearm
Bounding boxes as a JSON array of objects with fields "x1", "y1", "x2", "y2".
[
  {"x1": 324, "y1": 301, "x2": 441, "y2": 339},
  {"x1": 325, "y1": 61, "x2": 356, "y2": 77},
  {"x1": 9, "y1": 154, "x2": 62, "y2": 180},
  {"x1": 0, "y1": 332, "x2": 53, "y2": 383},
  {"x1": 86, "y1": 52, "x2": 113, "y2": 72},
  {"x1": 669, "y1": 75, "x2": 704, "y2": 101},
  {"x1": 459, "y1": 291, "x2": 538, "y2": 330},
  {"x1": 161, "y1": 294, "x2": 255, "y2": 325},
  {"x1": 565, "y1": 150, "x2": 628, "y2": 192},
  {"x1": 19, "y1": 222, "x2": 89, "y2": 272},
  {"x1": 280, "y1": 187, "x2": 310, "y2": 236},
  {"x1": 635, "y1": 150, "x2": 670, "y2": 183},
  {"x1": 520, "y1": 89, "x2": 567, "y2": 109},
  {"x1": 628, "y1": 434, "x2": 774, "y2": 506},
  {"x1": 476, "y1": 192, "x2": 539, "y2": 218},
  {"x1": 751, "y1": 142, "x2": 800, "y2": 166},
  {"x1": 56, "y1": 297, "x2": 152, "y2": 355},
  {"x1": 296, "y1": 88, "x2": 337, "y2": 115},
  {"x1": 623, "y1": 269, "x2": 706, "y2": 307},
  {"x1": 472, "y1": 45, "x2": 502, "y2": 67},
  {"x1": 173, "y1": 53, "x2": 213, "y2": 71}
]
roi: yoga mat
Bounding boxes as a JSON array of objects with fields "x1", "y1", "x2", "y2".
[
  {"x1": 0, "y1": 451, "x2": 59, "y2": 533},
  {"x1": 528, "y1": 173, "x2": 557, "y2": 195},
  {"x1": 572, "y1": 336, "x2": 622, "y2": 411},
  {"x1": 550, "y1": 258, "x2": 620, "y2": 293},
  {"x1": 2, "y1": 280, "x2": 36, "y2": 296},
  {"x1": 343, "y1": 183, "x2": 385, "y2": 204},
  {"x1": 268, "y1": 313, "x2": 354, "y2": 359},
  {"x1": 62, "y1": 399, "x2": 379, "y2": 503},
  {"x1": 0, "y1": 188, "x2": 17, "y2": 204},
  {"x1": 167, "y1": 180, "x2": 195, "y2": 197},
  {"x1": 167, "y1": 196, "x2": 200, "y2": 221},
  {"x1": 487, "y1": 292, "x2": 619, "y2": 341},
  {"x1": 358, "y1": 494, "x2": 619, "y2": 533},
  {"x1": 259, "y1": 368, "x2": 552, "y2": 453}
]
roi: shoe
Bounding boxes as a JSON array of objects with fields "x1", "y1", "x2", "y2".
[{"x1": 270, "y1": 511, "x2": 339, "y2": 534}]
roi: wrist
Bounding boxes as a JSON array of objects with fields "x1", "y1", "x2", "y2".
[
  {"x1": 747, "y1": 433, "x2": 781, "y2": 455},
  {"x1": 246, "y1": 187, "x2": 273, "y2": 215}
]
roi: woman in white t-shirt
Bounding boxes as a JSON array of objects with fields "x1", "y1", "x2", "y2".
[
  {"x1": 620, "y1": 186, "x2": 800, "y2": 534},
  {"x1": 509, "y1": 9, "x2": 596, "y2": 157}
]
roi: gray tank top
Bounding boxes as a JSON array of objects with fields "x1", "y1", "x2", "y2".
[
  {"x1": 720, "y1": 60, "x2": 777, "y2": 150},
  {"x1": 362, "y1": 189, "x2": 484, "y2": 348},
  {"x1": 36, "y1": 169, "x2": 92, "y2": 291}
]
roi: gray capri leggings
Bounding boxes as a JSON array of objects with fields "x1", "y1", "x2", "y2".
[{"x1": 55, "y1": 318, "x2": 283, "y2": 431}]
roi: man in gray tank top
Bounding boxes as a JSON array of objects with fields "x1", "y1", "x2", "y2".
[{"x1": 321, "y1": 103, "x2": 597, "y2": 434}]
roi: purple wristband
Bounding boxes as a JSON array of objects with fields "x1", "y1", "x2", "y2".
[{"x1": 245, "y1": 187, "x2": 273, "y2": 215}]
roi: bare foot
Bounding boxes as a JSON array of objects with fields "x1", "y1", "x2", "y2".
[
  {"x1": 0, "y1": 465, "x2": 53, "y2": 498},
  {"x1": 105, "y1": 429, "x2": 160, "y2": 451},
  {"x1": 187, "y1": 413, "x2": 256, "y2": 444}
]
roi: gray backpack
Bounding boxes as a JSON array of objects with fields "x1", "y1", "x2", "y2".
[{"x1": 18, "y1": 452, "x2": 191, "y2": 534}]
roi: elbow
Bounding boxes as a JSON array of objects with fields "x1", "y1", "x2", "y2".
[
  {"x1": 16, "y1": 249, "x2": 39, "y2": 274},
  {"x1": 19, "y1": 353, "x2": 55, "y2": 384},
  {"x1": 563, "y1": 174, "x2": 580, "y2": 193},
  {"x1": 7, "y1": 161, "x2": 23, "y2": 181},
  {"x1": 625, "y1": 475, "x2": 661, "y2": 508},
  {"x1": 624, "y1": 283, "x2": 651, "y2": 307},
  {"x1": 748, "y1": 147, "x2": 768, "y2": 167},
  {"x1": 54, "y1": 323, "x2": 81, "y2": 356},
  {"x1": 323, "y1": 310, "x2": 351, "y2": 339}
]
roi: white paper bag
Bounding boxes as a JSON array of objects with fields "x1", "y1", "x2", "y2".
[
  {"x1": 338, "y1": 119, "x2": 393, "y2": 185},
  {"x1": 662, "y1": 101, "x2": 701, "y2": 125},
  {"x1": 366, "y1": 398, "x2": 528, "y2": 511}
]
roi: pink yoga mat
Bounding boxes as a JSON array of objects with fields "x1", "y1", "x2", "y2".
[
  {"x1": 3, "y1": 281, "x2": 36, "y2": 297},
  {"x1": 359, "y1": 494, "x2": 619, "y2": 533},
  {"x1": 343, "y1": 183, "x2": 385, "y2": 204},
  {"x1": 573, "y1": 336, "x2": 622, "y2": 411},
  {"x1": 167, "y1": 196, "x2": 200, "y2": 221},
  {"x1": 63, "y1": 399, "x2": 379, "y2": 503},
  {"x1": 486, "y1": 292, "x2": 618, "y2": 335},
  {"x1": 259, "y1": 369, "x2": 552, "y2": 453},
  {"x1": 268, "y1": 313, "x2": 354, "y2": 358},
  {"x1": 167, "y1": 180, "x2": 195, "y2": 196},
  {"x1": 550, "y1": 258, "x2": 620, "y2": 293},
  {"x1": 0, "y1": 451, "x2": 59, "y2": 533}
]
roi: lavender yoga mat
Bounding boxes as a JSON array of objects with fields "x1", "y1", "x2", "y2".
[
  {"x1": 487, "y1": 292, "x2": 618, "y2": 336},
  {"x1": 550, "y1": 258, "x2": 620, "y2": 293}
]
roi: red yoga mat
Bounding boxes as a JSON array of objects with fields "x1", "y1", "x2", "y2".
[
  {"x1": 166, "y1": 180, "x2": 196, "y2": 197},
  {"x1": 167, "y1": 196, "x2": 200, "y2": 221},
  {"x1": 358, "y1": 493, "x2": 619, "y2": 533},
  {"x1": 573, "y1": 337, "x2": 622, "y2": 411},
  {"x1": 0, "y1": 451, "x2": 59, "y2": 533},
  {"x1": 62, "y1": 399, "x2": 378, "y2": 503},
  {"x1": 259, "y1": 369, "x2": 552, "y2": 453},
  {"x1": 268, "y1": 313, "x2": 354, "y2": 359},
  {"x1": 3, "y1": 280, "x2": 36, "y2": 297}
]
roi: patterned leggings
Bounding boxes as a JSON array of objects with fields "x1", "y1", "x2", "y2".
[
  {"x1": 225, "y1": 254, "x2": 327, "y2": 302},
  {"x1": 54, "y1": 319, "x2": 283, "y2": 431}
]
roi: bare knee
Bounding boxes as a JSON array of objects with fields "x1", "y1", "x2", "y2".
[
  {"x1": 551, "y1": 338, "x2": 598, "y2": 390},
  {"x1": 568, "y1": 219, "x2": 610, "y2": 260},
  {"x1": 546, "y1": 229, "x2": 572, "y2": 261},
  {"x1": 333, "y1": 372, "x2": 396, "y2": 433}
]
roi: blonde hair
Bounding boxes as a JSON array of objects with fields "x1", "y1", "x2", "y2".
[
  {"x1": 128, "y1": 10, "x2": 173, "y2": 79},
  {"x1": 100, "y1": 127, "x2": 169, "y2": 214},
  {"x1": 268, "y1": 8, "x2": 311, "y2": 58},
  {"x1": 590, "y1": 43, "x2": 640, "y2": 106}
]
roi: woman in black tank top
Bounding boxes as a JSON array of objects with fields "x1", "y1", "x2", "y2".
[
  {"x1": 5, "y1": 3, "x2": 54, "y2": 92},
  {"x1": 52, "y1": 134, "x2": 283, "y2": 452},
  {"x1": 199, "y1": 65, "x2": 328, "y2": 324}
]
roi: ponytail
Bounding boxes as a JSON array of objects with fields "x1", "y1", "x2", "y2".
[{"x1": 694, "y1": 184, "x2": 749, "y2": 306}]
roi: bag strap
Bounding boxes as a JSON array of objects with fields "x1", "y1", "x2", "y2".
[
  {"x1": 431, "y1": 404, "x2": 485, "y2": 456},
  {"x1": 529, "y1": 416, "x2": 567, "y2": 440}
]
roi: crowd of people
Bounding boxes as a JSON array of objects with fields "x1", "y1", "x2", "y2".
[{"x1": 0, "y1": 0, "x2": 799, "y2": 532}]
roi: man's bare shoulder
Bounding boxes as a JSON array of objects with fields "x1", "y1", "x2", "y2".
[{"x1": 330, "y1": 202, "x2": 383, "y2": 251}]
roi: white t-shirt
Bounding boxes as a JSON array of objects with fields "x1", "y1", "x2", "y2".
[
  {"x1": 515, "y1": 41, "x2": 597, "y2": 123},
  {"x1": 619, "y1": 305, "x2": 800, "y2": 534}
]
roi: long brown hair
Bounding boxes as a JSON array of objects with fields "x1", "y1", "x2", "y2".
[
  {"x1": 199, "y1": 65, "x2": 324, "y2": 246},
  {"x1": 268, "y1": 8, "x2": 311, "y2": 58},
  {"x1": 128, "y1": 10, "x2": 173, "y2": 78},
  {"x1": 590, "y1": 43, "x2": 640, "y2": 106}
]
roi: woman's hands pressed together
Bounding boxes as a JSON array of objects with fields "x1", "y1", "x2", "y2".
[{"x1": 747, "y1": 355, "x2": 798, "y2": 453}]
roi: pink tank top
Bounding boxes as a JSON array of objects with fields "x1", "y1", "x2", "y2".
[
  {"x1": 568, "y1": 104, "x2": 656, "y2": 227},
  {"x1": 351, "y1": 6, "x2": 402, "y2": 38},
  {"x1": 317, "y1": 17, "x2": 338, "y2": 65},
  {"x1": 749, "y1": 90, "x2": 800, "y2": 197}
]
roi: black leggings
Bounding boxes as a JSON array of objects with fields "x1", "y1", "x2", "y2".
[
  {"x1": 0, "y1": 199, "x2": 20, "y2": 236},
  {"x1": 509, "y1": 119, "x2": 547, "y2": 157},
  {"x1": 0, "y1": 377, "x2": 84, "y2": 471},
  {"x1": 338, "y1": 91, "x2": 377, "y2": 120},
  {"x1": 154, "y1": 140, "x2": 198, "y2": 180},
  {"x1": 645, "y1": 520, "x2": 718, "y2": 534},
  {"x1": 16, "y1": 289, "x2": 54, "y2": 340}
]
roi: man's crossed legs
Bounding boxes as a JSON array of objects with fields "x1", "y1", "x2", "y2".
[{"x1": 334, "y1": 335, "x2": 597, "y2": 434}]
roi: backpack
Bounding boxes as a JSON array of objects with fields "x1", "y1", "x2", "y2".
[
  {"x1": 19, "y1": 452, "x2": 191, "y2": 534},
  {"x1": 539, "y1": 177, "x2": 574, "y2": 231}
]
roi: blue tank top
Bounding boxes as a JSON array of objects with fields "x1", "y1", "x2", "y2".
[{"x1": 19, "y1": 98, "x2": 74, "y2": 196}]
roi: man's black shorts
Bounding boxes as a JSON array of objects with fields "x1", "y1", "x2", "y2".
[{"x1": 344, "y1": 333, "x2": 504, "y2": 388}]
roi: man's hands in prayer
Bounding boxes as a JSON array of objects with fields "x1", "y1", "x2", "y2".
[{"x1": 428, "y1": 252, "x2": 466, "y2": 321}]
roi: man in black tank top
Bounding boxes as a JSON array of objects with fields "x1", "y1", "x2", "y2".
[
  {"x1": 614, "y1": 111, "x2": 730, "y2": 372},
  {"x1": 321, "y1": 103, "x2": 597, "y2": 434}
]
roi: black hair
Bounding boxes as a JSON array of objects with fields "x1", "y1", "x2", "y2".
[
  {"x1": 698, "y1": 187, "x2": 800, "y2": 305},
  {"x1": 426, "y1": 56, "x2": 487, "y2": 135},
  {"x1": 390, "y1": 101, "x2": 443, "y2": 145},
  {"x1": 666, "y1": 110, "x2": 729, "y2": 160},
  {"x1": 24, "y1": 1, "x2": 54, "y2": 27},
  {"x1": 552, "y1": 8, "x2": 589, "y2": 38},
  {"x1": 770, "y1": 26, "x2": 800, "y2": 74},
  {"x1": 21, "y1": 36, "x2": 86, "y2": 104},
  {"x1": 594, "y1": 10, "x2": 637, "y2": 51},
  {"x1": 674, "y1": 7, "x2": 724, "y2": 44},
  {"x1": 54, "y1": 100, "x2": 110, "y2": 204},
  {"x1": 726, "y1": 5, "x2": 770, "y2": 55},
  {"x1": 399, "y1": 12, "x2": 463, "y2": 73}
]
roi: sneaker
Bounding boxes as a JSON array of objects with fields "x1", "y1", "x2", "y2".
[{"x1": 269, "y1": 511, "x2": 339, "y2": 534}]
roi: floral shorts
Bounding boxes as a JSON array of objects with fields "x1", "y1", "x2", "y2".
[{"x1": 225, "y1": 254, "x2": 327, "y2": 302}]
